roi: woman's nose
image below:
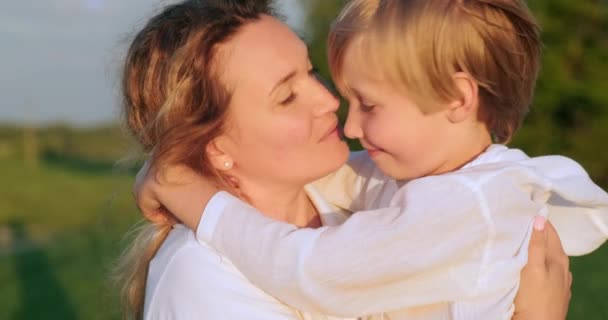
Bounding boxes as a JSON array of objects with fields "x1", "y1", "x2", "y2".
[
  {"x1": 343, "y1": 106, "x2": 363, "y2": 139},
  {"x1": 311, "y1": 77, "x2": 340, "y2": 117}
]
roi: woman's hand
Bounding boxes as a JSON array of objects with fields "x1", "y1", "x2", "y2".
[
  {"x1": 513, "y1": 217, "x2": 572, "y2": 320},
  {"x1": 133, "y1": 161, "x2": 219, "y2": 231}
]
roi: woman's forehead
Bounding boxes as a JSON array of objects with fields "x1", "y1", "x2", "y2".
[{"x1": 218, "y1": 16, "x2": 308, "y2": 91}]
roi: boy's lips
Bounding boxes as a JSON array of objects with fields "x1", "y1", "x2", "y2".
[{"x1": 362, "y1": 142, "x2": 384, "y2": 158}]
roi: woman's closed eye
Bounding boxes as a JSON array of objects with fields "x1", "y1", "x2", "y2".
[
  {"x1": 279, "y1": 67, "x2": 321, "y2": 106},
  {"x1": 279, "y1": 92, "x2": 297, "y2": 106}
]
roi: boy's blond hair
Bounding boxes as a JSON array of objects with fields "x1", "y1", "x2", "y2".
[{"x1": 329, "y1": 0, "x2": 541, "y2": 143}]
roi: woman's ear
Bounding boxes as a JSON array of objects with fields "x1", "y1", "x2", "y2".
[
  {"x1": 446, "y1": 72, "x2": 479, "y2": 123},
  {"x1": 206, "y1": 137, "x2": 235, "y2": 172}
]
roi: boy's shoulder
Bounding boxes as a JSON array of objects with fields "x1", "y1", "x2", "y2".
[
  {"x1": 447, "y1": 144, "x2": 588, "y2": 182},
  {"x1": 397, "y1": 146, "x2": 591, "y2": 197},
  {"x1": 457, "y1": 148, "x2": 589, "y2": 183}
]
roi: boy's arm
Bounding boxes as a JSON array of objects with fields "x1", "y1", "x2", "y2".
[
  {"x1": 198, "y1": 175, "x2": 521, "y2": 316},
  {"x1": 135, "y1": 164, "x2": 574, "y2": 318},
  {"x1": 133, "y1": 162, "x2": 218, "y2": 230},
  {"x1": 133, "y1": 152, "x2": 392, "y2": 228},
  {"x1": 311, "y1": 151, "x2": 397, "y2": 212},
  {"x1": 135, "y1": 161, "x2": 577, "y2": 318}
]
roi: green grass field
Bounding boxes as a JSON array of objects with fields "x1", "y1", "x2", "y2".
[
  {"x1": 0, "y1": 151, "x2": 607, "y2": 319},
  {"x1": 0, "y1": 156, "x2": 139, "y2": 320}
]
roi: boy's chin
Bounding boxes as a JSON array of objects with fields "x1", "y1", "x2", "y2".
[{"x1": 373, "y1": 159, "x2": 424, "y2": 182}]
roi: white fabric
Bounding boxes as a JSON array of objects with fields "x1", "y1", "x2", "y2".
[
  {"x1": 143, "y1": 186, "x2": 357, "y2": 320},
  {"x1": 196, "y1": 145, "x2": 608, "y2": 319}
]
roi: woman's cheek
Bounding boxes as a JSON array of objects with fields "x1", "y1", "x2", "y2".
[{"x1": 280, "y1": 118, "x2": 312, "y2": 145}]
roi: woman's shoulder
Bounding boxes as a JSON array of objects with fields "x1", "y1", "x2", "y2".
[
  {"x1": 144, "y1": 225, "x2": 300, "y2": 320},
  {"x1": 146, "y1": 225, "x2": 239, "y2": 296},
  {"x1": 148, "y1": 224, "x2": 221, "y2": 281}
]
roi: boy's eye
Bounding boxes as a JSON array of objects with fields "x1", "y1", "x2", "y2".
[
  {"x1": 360, "y1": 103, "x2": 376, "y2": 113},
  {"x1": 280, "y1": 92, "x2": 297, "y2": 106}
]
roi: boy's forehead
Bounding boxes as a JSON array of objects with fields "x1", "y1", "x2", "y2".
[{"x1": 345, "y1": 37, "x2": 381, "y2": 75}]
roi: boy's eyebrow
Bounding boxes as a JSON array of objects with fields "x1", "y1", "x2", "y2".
[{"x1": 348, "y1": 87, "x2": 363, "y2": 100}]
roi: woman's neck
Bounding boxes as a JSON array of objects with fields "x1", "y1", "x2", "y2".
[{"x1": 237, "y1": 181, "x2": 322, "y2": 228}]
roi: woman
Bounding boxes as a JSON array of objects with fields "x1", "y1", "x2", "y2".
[
  {"x1": 116, "y1": 0, "x2": 571, "y2": 319},
  {"x1": 117, "y1": 1, "x2": 352, "y2": 318}
]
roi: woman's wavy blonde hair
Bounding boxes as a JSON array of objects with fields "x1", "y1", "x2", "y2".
[{"x1": 113, "y1": 1, "x2": 275, "y2": 319}]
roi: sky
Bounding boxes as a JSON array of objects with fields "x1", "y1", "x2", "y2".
[{"x1": 0, "y1": 0, "x2": 304, "y2": 126}]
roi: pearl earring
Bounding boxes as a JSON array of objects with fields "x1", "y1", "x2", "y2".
[{"x1": 224, "y1": 161, "x2": 232, "y2": 169}]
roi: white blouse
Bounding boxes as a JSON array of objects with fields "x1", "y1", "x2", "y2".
[
  {"x1": 195, "y1": 145, "x2": 608, "y2": 319},
  {"x1": 143, "y1": 185, "x2": 357, "y2": 320}
]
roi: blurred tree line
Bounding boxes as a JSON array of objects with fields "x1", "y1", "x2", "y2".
[
  {"x1": 301, "y1": 0, "x2": 608, "y2": 188},
  {"x1": 0, "y1": 125, "x2": 135, "y2": 171}
]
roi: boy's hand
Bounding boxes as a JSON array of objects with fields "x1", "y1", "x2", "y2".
[
  {"x1": 513, "y1": 217, "x2": 572, "y2": 320},
  {"x1": 133, "y1": 161, "x2": 219, "y2": 231},
  {"x1": 134, "y1": 160, "x2": 170, "y2": 225}
]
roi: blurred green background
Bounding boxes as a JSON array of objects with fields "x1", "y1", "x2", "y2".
[{"x1": 1, "y1": 0, "x2": 606, "y2": 319}]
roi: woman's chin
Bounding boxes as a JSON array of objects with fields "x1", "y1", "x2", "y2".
[{"x1": 315, "y1": 144, "x2": 350, "y2": 178}]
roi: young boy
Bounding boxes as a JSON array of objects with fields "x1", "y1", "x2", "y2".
[{"x1": 136, "y1": 0, "x2": 606, "y2": 318}]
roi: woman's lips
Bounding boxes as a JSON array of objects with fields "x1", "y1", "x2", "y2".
[{"x1": 320, "y1": 124, "x2": 339, "y2": 141}]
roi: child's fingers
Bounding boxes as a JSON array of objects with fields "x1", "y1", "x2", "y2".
[
  {"x1": 133, "y1": 159, "x2": 176, "y2": 225},
  {"x1": 134, "y1": 181, "x2": 169, "y2": 224},
  {"x1": 138, "y1": 195, "x2": 164, "y2": 223},
  {"x1": 527, "y1": 216, "x2": 548, "y2": 268},
  {"x1": 156, "y1": 206, "x2": 180, "y2": 226}
]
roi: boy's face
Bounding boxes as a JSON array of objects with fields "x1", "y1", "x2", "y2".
[{"x1": 340, "y1": 40, "x2": 457, "y2": 180}]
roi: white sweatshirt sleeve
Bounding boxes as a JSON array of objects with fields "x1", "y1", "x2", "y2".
[
  {"x1": 195, "y1": 156, "x2": 608, "y2": 317},
  {"x1": 520, "y1": 155, "x2": 608, "y2": 255},
  {"x1": 311, "y1": 151, "x2": 397, "y2": 212},
  {"x1": 197, "y1": 175, "x2": 518, "y2": 317}
]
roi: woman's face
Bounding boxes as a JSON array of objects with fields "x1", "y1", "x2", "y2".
[{"x1": 215, "y1": 15, "x2": 349, "y2": 189}]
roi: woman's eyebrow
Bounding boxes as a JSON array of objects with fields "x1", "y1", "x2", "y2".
[
  {"x1": 269, "y1": 71, "x2": 297, "y2": 96},
  {"x1": 269, "y1": 39, "x2": 310, "y2": 96}
]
